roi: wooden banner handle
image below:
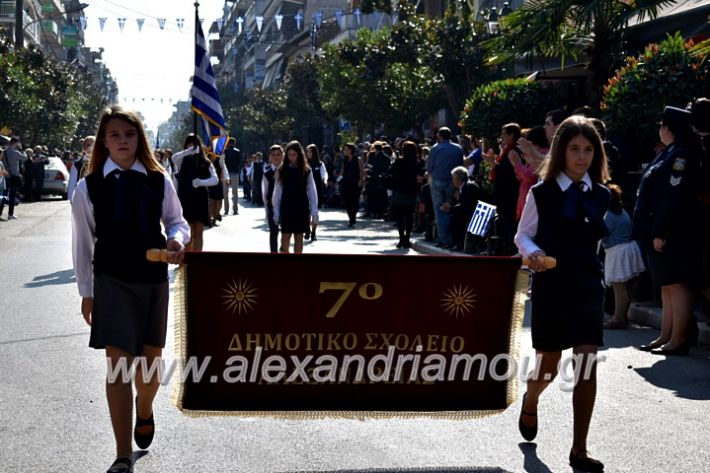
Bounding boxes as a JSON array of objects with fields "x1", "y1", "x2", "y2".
[
  {"x1": 521, "y1": 256, "x2": 557, "y2": 269},
  {"x1": 146, "y1": 248, "x2": 184, "y2": 264}
]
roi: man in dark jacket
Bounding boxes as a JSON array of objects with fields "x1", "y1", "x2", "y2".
[
  {"x1": 442, "y1": 166, "x2": 481, "y2": 251},
  {"x1": 223, "y1": 138, "x2": 242, "y2": 215}
]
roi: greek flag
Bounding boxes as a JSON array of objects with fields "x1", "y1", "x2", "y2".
[
  {"x1": 467, "y1": 201, "x2": 496, "y2": 237},
  {"x1": 191, "y1": 18, "x2": 228, "y2": 155}
]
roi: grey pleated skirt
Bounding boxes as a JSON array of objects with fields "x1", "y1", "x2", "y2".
[{"x1": 89, "y1": 275, "x2": 169, "y2": 356}]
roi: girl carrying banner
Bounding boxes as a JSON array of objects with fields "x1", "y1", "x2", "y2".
[
  {"x1": 72, "y1": 105, "x2": 190, "y2": 473},
  {"x1": 515, "y1": 116, "x2": 611, "y2": 473},
  {"x1": 272, "y1": 141, "x2": 319, "y2": 254}
]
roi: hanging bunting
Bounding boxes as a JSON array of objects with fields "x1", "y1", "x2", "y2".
[
  {"x1": 245, "y1": 29, "x2": 252, "y2": 42},
  {"x1": 354, "y1": 9, "x2": 361, "y2": 26},
  {"x1": 176, "y1": 18, "x2": 185, "y2": 32},
  {"x1": 217, "y1": 18, "x2": 223, "y2": 31},
  {"x1": 335, "y1": 10, "x2": 343, "y2": 23},
  {"x1": 79, "y1": 16, "x2": 87, "y2": 30},
  {"x1": 157, "y1": 18, "x2": 166, "y2": 30},
  {"x1": 256, "y1": 16, "x2": 264, "y2": 32},
  {"x1": 274, "y1": 14, "x2": 283, "y2": 31},
  {"x1": 118, "y1": 18, "x2": 126, "y2": 32},
  {"x1": 99, "y1": 17, "x2": 107, "y2": 31},
  {"x1": 236, "y1": 17, "x2": 244, "y2": 35},
  {"x1": 136, "y1": 18, "x2": 145, "y2": 32},
  {"x1": 315, "y1": 11, "x2": 323, "y2": 28},
  {"x1": 160, "y1": 98, "x2": 164, "y2": 103},
  {"x1": 295, "y1": 12, "x2": 303, "y2": 30}
]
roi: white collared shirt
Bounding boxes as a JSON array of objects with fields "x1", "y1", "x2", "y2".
[
  {"x1": 71, "y1": 157, "x2": 191, "y2": 297},
  {"x1": 514, "y1": 172, "x2": 593, "y2": 257}
]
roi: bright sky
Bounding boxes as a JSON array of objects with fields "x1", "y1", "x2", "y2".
[{"x1": 83, "y1": 0, "x2": 224, "y2": 134}]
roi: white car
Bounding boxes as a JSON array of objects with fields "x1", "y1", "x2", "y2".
[{"x1": 43, "y1": 157, "x2": 69, "y2": 200}]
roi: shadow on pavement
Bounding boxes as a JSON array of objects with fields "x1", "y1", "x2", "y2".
[
  {"x1": 518, "y1": 443, "x2": 553, "y2": 473},
  {"x1": 634, "y1": 356, "x2": 710, "y2": 400},
  {"x1": 278, "y1": 468, "x2": 512, "y2": 473},
  {"x1": 24, "y1": 268, "x2": 75, "y2": 288}
]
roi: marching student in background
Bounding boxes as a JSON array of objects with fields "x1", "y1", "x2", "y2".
[
  {"x1": 272, "y1": 141, "x2": 319, "y2": 254},
  {"x1": 515, "y1": 116, "x2": 611, "y2": 473},
  {"x1": 386, "y1": 140, "x2": 419, "y2": 249},
  {"x1": 306, "y1": 144, "x2": 328, "y2": 241},
  {"x1": 340, "y1": 143, "x2": 364, "y2": 227},
  {"x1": 222, "y1": 138, "x2": 242, "y2": 215},
  {"x1": 262, "y1": 144, "x2": 284, "y2": 252},
  {"x1": 71, "y1": 105, "x2": 189, "y2": 473},
  {"x1": 172, "y1": 134, "x2": 218, "y2": 251},
  {"x1": 208, "y1": 151, "x2": 228, "y2": 227},
  {"x1": 68, "y1": 136, "x2": 95, "y2": 203}
]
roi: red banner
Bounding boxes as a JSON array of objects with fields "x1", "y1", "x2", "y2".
[{"x1": 173, "y1": 252, "x2": 527, "y2": 418}]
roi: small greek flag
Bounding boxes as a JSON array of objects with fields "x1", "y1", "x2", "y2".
[{"x1": 467, "y1": 201, "x2": 496, "y2": 237}]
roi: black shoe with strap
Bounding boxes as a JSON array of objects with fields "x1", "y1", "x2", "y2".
[
  {"x1": 518, "y1": 393, "x2": 537, "y2": 442},
  {"x1": 106, "y1": 457, "x2": 133, "y2": 473},
  {"x1": 134, "y1": 397, "x2": 155, "y2": 449},
  {"x1": 569, "y1": 449, "x2": 604, "y2": 472}
]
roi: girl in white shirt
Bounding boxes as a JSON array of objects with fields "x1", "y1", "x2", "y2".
[{"x1": 71, "y1": 105, "x2": 189, "y2": 473}]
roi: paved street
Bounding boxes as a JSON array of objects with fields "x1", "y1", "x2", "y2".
[{"x1": 1, "y1": 198, "x2": 709, "y2": 473}]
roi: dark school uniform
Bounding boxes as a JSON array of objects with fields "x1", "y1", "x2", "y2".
[
  {"x1": 516, "y1": 173, "x2": 611, "y2": 351},
  {"x1": 176, "y1": 154, "x2": 212, "y2": 225}
]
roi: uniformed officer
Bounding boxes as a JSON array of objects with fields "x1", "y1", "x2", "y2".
[{"x1": 633, "y1": 106, "x2": 701, "y2": 355}]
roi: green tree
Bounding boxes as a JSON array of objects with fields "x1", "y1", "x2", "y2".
[
  {"x1": 601, "y1": 32, "x2": 710, "y2": 155},
  {"x1": 424, "y1": 1, "x2": 492, "y2": 117},
  {"x1": 486, "y1": 0, "x2": 676, "y2": 105},
  {"x1": 283, "y1": 54, "x2": 328, "y2": 143}
]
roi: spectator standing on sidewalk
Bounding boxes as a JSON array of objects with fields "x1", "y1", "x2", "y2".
[
  {"x1": 263, "y1": 145, "x2": 284, "y2": 253},
  {"x1": 223, "y1": 138, "x2": 242, "y2": 215},
  {"x1": 0, "y1": 137, "x2": 27, "y2": 220},
  {"x1": 71, "y1": 105, "x2": 189, "y2": 473},
  {"x1": 515, "y1": 116, "x2": 611, "y2": 473},
  {"x1": 426, "y1": 127, "x2": 464, "y2": 247},
  {"x1": 602, "y1": 184, "x2": 646, "y2": 329},
  {"x1": 69, "y1": 136, "x2": 95, "y2": 202},
  {"x1": 272, "y1": 141, "x2": 319, "y2": 254},
  {"x1": 634, "y1": 106, "x2": 702, "y2": 355}
]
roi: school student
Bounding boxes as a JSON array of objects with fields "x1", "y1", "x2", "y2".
[
  {"x1": 515, "y1": 116, "x2": 611, "y2": 473},
  {"x1": 306, "y1": 144, "x2": 328, "y2": 240},
  {"x1": 271, "y1": 141, "x2": 319, "y2": 254},
  {"x1": 71, "y1": 105, "x2": 190, "y2": 473},
  {"x1": 262, "y1": 144, "x2": 284, "y2": 252},
  {"x1": 171, "y1": 134, "x2": 218, "y2": 251}
]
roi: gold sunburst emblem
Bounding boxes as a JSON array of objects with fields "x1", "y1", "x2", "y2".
[
  {"x1": 222, "y1": 279, "x2": 259, "y2": 315},
  {"x1": 440, "y1": 285, "x2": 477, "y2": 319}
]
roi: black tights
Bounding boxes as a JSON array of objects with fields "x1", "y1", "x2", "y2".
[{"x1": 392, "y1": 205, "x2": 413, "y2": 243}]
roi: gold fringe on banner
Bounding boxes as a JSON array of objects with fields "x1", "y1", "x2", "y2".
[{"x1": 171, "y1": 263, "x2": 530, "y2": 420}]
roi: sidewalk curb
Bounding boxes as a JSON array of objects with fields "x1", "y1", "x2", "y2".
[
  {"x1": 412, "y1": 239, "x2": 469, "y2": 256},
  {"x1": 629, "y1": 303, "x2": 710, "y2": 346}
]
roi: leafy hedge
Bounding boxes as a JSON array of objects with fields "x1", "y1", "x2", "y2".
[
  {"x1": 601, "y1": 32, "x2": 710, "y2": 148},
  {"x1": 460, "y1": 78, "x2": 561, "y2": 143}
]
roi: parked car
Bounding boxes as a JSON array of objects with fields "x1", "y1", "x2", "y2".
[{"x1": 43, "y1": 157, "x2": 69, "y2": 200}]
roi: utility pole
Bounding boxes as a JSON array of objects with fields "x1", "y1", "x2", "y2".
[{"x1": 15, "y1": 0, "x2": 23, "y2": 49}]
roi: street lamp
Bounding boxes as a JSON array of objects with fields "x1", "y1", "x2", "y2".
[{"x1": 15, "y1": 1, "x2": 89, "y2": 49}]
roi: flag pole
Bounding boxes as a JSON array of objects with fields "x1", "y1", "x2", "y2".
[{"x1": 193, "y1": 1, "x2": 199, "y2": 141}]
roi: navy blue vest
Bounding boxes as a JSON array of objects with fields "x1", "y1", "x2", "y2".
[
  {"x1": 86, "y1": 168, "x2": 167, "y2": 284},
  {"x1": 530, "y1": 179, "x2": 610, "y2": 311}
]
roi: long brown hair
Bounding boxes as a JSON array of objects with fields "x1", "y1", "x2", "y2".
[
  {"x1": 539, "y1": 115, "x2": 610, "y2": 184},
  {"x1": 279, "y1": 140, "x2": 309, "y2": 183},
  {"x1": 87, "y1": 105, "x2": 163, "y2": 175}
]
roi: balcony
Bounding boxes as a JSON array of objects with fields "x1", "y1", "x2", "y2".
[
  {"x1": 23, "y1": 12, "x2": 41, "y2": 44},
  {"x1": 0, "y1": 1, "x2": 14, "y2": 18},
  {"x1": 41, "y1": 18, "x2": 59, "y2": 38}
]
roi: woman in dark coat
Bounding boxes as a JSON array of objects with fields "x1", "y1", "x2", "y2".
[
  {"x1": 339, "y1": 143, "x2": 364, "y2": 227},
  {"x1": 634, "y1": 106, "x2": 701, "y2": 355},
  {"x1": 387, "y1": 141, "x2": 419, "y2": 248}
]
